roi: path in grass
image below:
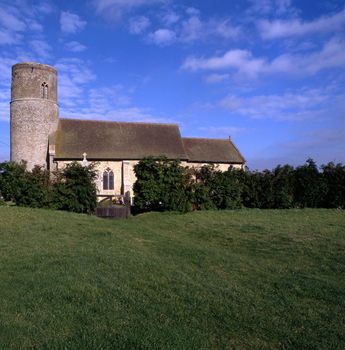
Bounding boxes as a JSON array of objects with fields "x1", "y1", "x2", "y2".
[{"x1": 0, "y1": 207, "x2": 344, "y2": 349}]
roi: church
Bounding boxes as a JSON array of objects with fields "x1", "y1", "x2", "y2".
[{"x1": 10, "y1": 62, "x2": 245, "y2": 197}]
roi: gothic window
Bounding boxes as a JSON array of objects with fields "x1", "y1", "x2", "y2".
[
  {"x1": 103, "y1": 168, "x2": 114, "y2": 190},
  {"x1": 41, "y1": 82, "x2": 48, "y2": 99}
]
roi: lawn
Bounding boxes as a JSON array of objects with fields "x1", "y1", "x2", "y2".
[{"x1": 0, "y1": 207, "x2": 344, "y2": 349}]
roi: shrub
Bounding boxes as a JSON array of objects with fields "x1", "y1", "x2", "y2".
[
  {"x1": 51, "y1": 162, "x2": 98, "y2": 214},
  {"x1": 0, "y1": 161, "x2": 27, "y2": 202},
  {"x1": 133, "y1": 157, "x2": 191, "y2": 212},
  {"x1": 191, "y1": 165, "x2": 242, "y2": 210},
  {"x1": 0, "y1": 162, "x2": 50, "y2": 208}
]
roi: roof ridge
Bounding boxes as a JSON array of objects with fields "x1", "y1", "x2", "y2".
[{"x1": 59, "y1": 117, "x2": 179, "y2": 127}]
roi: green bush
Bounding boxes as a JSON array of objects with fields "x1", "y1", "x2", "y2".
[
  {"x1": 0, "y1": 161, "x2": 98, "y2": 213},
  {"x1": 0, "y1": 161, "x2": 27, "y2": 202},
  {"x1": 51, "y1": 162, "x2": 98, "y2": 214},
  {"x1": 191, "y1": 165, "x2": 242, "y2": 210},
  {"x1": 0, "y1": 162, "x2": 50, "y2": 208},
  {"x1": 133, "y1": 157, "x2": 191, "y2": 212}
]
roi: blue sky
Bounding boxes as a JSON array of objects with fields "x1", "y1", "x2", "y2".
[{"x1": 0, "y1": 0, "x2": 344, "y2": 169}]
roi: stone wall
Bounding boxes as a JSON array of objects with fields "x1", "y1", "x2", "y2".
[
  {"x1": 55, "y1": 159, "x2": 244, "y2": 201},
  {"x1": 10, "y1": 62, "x2": 58, "y2": 170}
]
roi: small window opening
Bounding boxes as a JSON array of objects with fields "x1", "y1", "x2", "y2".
[
  {"x1": 103, "y1": 168, "x2": 114, "y2": 190},
  {"x1": 41, "y1": 82, "x2": 48, "y2": 99}
]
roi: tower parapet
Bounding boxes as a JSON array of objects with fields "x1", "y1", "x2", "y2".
[{"x1": 10, "y1": 62, "x2": 59, "y2": 170}]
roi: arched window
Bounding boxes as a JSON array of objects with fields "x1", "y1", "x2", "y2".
[
  {"x1": 103, "y1": 168, "x2": 114, "y2": 190},
  {"x1": 41, "y1": 82, "x2": 48, "y2": 99}
]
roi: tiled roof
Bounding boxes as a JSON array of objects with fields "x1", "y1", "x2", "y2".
[
  {"x1": 54, "y1": 118, "x2": 188, "y2": 160},
  {"x1": 182, "y1": 137, "x2": 245, "y2": 164},
  {"x1": 52, "y1": 118, "x2": 245, "y2": 164}
]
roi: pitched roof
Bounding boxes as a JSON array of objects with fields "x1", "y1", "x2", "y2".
[
  {"x1": 182, "y1": 137, "x2": 245, "y2": 164},
  {"x1": 52, "y1": 118, "x2": 245, "y2": 164},
  {"x1": 54, "y1": 118, "x2": 188, "y2": 160}
]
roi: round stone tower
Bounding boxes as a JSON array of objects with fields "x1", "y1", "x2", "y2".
[{"x1": 10, "y1": 62, "x2": 59, "y2": 170}]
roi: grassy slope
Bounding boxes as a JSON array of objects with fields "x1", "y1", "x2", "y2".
[{"x1": 0, "y1": 207, "x2": 344, "y2": 350}]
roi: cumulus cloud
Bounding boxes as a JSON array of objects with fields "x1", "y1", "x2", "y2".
[
  {"x1": 129, "y1": 16, "x2": 151, "y2": 34},
  {"x1": 182, "y1": 49, "x2": 266, "y2": 77},
  {"x1": 64, "y1": 41, "x2": 87, "y2": 52},
  {"x1": 259, "y1": 8, "x2": 345, "y2": 39},
  {"x1": 148, "y1": 28, "x2": 176, "y2": 46},
  {"x1": 60, "y1": 11, "x2": 86, "y2": 34}
]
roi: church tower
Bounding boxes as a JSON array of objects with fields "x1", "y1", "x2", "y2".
[{"x1": 10, "y1": 62, "x2": 59, "y2": 170}]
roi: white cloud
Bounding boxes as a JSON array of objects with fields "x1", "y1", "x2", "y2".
[
  {"x1": 60, "y1": 11, "x2": 86, "y2": 34},
  {"x1": 270, "y1": 38, "x2": 345, "y2": 75},
  {"x1": 55, "y1": 58, "x2": 96, "y2": 107},
  {"x1": 148, "y1": 28, "x2": 176, "y2": 46},
  {"x1": 177, "y1": 11, "x2": 241, "y2": 44},
  {"x1": 259, "y1": 8, "x2": 345, "y2": 39},
  {"x1": 29, "y1": 40, "x2": 52, "y2": 59},
  {"x1": 180, "y1": 16, "x2": 203, "y2": 42},
  {"x1": 125, "y1": 6, "x2": 240, "y2": 45},
  {"x1": 220, "y1": 88, "x2": 333, "y2": 120},
  {"x1": 182, "y1": 49, "x2": 265, "y2": 77},
  {"x1": 161, "y1": 11, "x2": 180, "y2": 26},
  {"x1": 26, "y1": 19, "x2": 43, "y2": 32},
  {"x1": 247, "y1": 0, "x2": 295, "y2": 15},
  {"x1": 186, "y1": 7, "x2": 200, "y2": 17},
  {"x1": 64, "y1": 41, "x2": 87, "y2": 52},
  {"x1": 93, "y1": 0, "x2": 165, "y2": 21},
  {"x1": 129, "y1": 16, "x2": 151, "y2": 34},
  {"x1": 204, "y1": 73, "x2": 230, "y2": 83},
  {"x1": 0, "y1": 29, "x2": 22, "y2": 45},
  {"x1": 182, "y1": 38, "x2": 345, "y2": 77},
  {"x1": 0, "y1": 7, "x2": 26, "y2": 32}
]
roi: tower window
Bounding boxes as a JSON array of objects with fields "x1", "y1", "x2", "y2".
[
  {"x1": 103, "y1": 168, "x2": 114, "y2": 190},
  {"x1": 41, "y1": 82, "x2": 48, "y2": 99}
]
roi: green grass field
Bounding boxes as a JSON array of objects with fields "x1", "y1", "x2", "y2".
[{"x1": 0, "y1": 207, "x2": 344, "y2": 349}]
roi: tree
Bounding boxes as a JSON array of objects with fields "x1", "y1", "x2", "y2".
[
  {"x1": 293, "y1": 159, "x2": 327, "y2": 208},
  {"x1": 321, "y1": 162, "x2": 345, "y2": 208}
]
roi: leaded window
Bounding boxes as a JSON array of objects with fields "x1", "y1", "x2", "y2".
[{"x1": 103, "y1": 168, "x2": 114, "y2": 190}]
